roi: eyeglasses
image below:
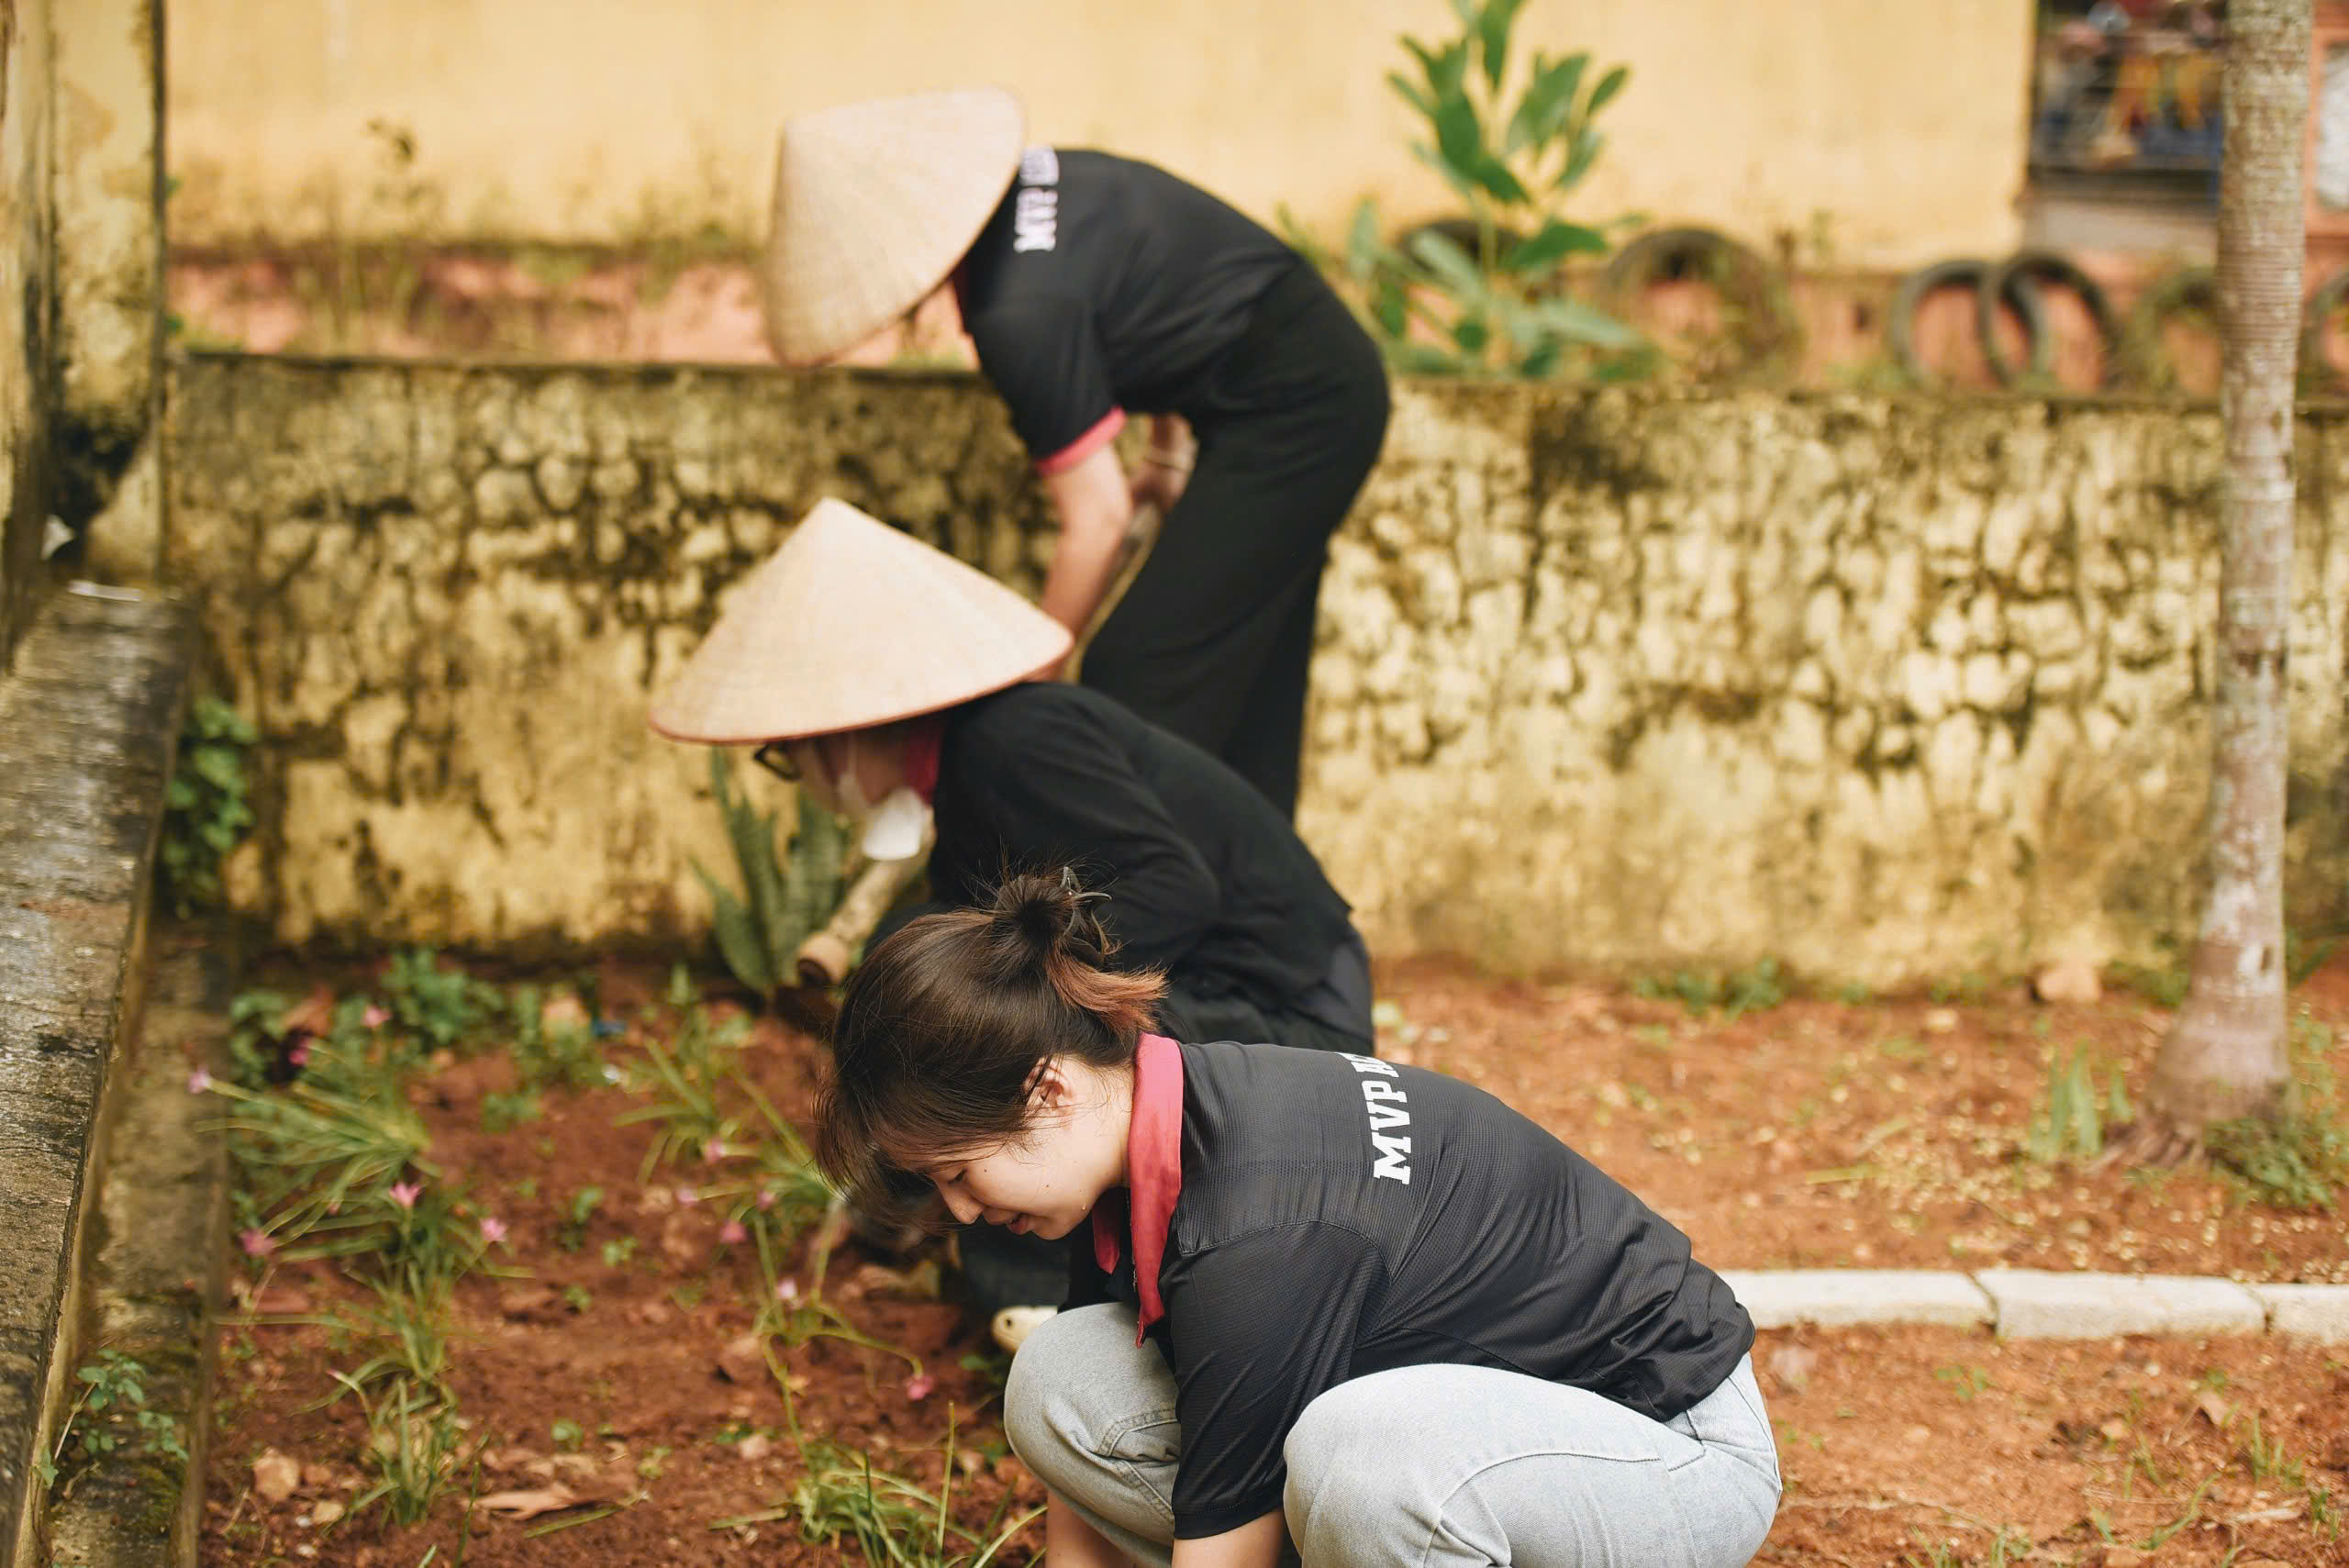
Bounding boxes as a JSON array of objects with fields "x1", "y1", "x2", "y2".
[{"x1": 752, "y1": 742, "x2": 798, "y2": 783}]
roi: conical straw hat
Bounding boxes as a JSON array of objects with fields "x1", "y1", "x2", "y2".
[
  {"x1": 762, "y1": 87, "x2": 1025, "y2": 366},
  {"x1": 648, "y1": 498, "x2": 1072, "y2": 744}
]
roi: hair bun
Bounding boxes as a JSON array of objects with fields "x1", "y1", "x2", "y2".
[{"x1": 990, "y1": 867, "x2": 1113, "y2": 967}]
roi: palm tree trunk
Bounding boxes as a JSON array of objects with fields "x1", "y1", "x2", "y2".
[{"x1": 2116, "y1": 0, "x2": 2310, "y2": 1166}]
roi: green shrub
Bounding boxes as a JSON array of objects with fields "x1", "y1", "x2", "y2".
[{"x1": 158, "y1": 695, "x2": 257, "y2": 918}]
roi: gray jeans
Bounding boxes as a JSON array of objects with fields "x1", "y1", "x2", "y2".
[{"x1": 1005, "y1": 1304, "x2": 1780, "y2": 1567}]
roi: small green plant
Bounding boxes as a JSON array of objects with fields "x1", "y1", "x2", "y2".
[
  {"x1": 1286, "y1": 0, "x2": 1641, "y2": 377},
  {"x1": 600, "y1": 1237, "x2": 640, "y2": 1268},
  {"x1": 342, "y1": 1375, "x2": 470, "y2": 1526},
  {"x1": 1633, "y1": 959, "x2": 1787, "y2": 1021},
  {"x1": 506, "y1": 984, "x2": 607, "y2": 1092},
  {"x1": 384, "y1": 948, "x2": 498, "y2": 1051},
  {"x1": 480, "y1": 1088, "x2": 543, "y2": 1134},
  {"x1": 2022, "y1": 1046, "x2": 2130, "y2": 1163},
  {"x1": 159, "y1": 695, "x2": 258, "y2": 918},
  {"x1": 557, "y1": 1186, "x2": 604, "y2": 1252},
  {"x1": 562, "y1": 1284, "x2": 593, "y2": 1315},
  {"x1": 615, "y1": 968, "x2": 753, "y2": 1178},
  {"x1": 551, "y1": 1418, "x2": 585, "y2": 1452},
  {"x1": 694, "y1": 752, "x2": 852, "y2": 996},
  {"x1": 1932, "y1": 1363, "x2": 1991, "y2": 1402},
  {"x1": 2206, "y1": 1012, "x2": 2347, "y2": 1211},
  {"x1": 36, "y1": 1351, "x2": 188, "y2": 1494},
  {"x1": 718, "y1": 1416, "x2": 1039, "y2": 1568}
]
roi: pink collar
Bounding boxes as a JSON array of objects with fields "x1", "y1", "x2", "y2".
[
  {"x1": 1090, "y1": 1034, "x2": 1184, "y2": 1340},
  {"x1": 900, "y1": 715, "x2": 944, "y2": 805}
]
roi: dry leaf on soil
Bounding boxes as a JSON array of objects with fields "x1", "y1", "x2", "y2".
[{"x1": 473, "y1": 1484, "x2": 586, "y2": 1521}]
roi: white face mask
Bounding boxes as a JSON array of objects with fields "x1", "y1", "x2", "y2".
[{"x1": 795, "y1": 734, "x2": 930, "y2": 862}]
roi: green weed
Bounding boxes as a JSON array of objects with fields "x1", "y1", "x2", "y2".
[
  {"x1": 2021, "y1": 1046, "x2": 2130, "y2": 1164},
  {"x1": 159, "y1": 695, "x2": 258, "y2": 919},
  {"x1": 36, "y1": 1351, "x2": 188, "y2": 1496},
  {"x1": 2207, "y1": 1012, "x2": 2347, "y2": 1211},
  {"x1": 1633, "y1": 959, "x2": 1787, "y2": 1020}
]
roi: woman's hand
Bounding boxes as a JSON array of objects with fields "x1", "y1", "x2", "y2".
[{"x1": 1132, "y1": 415, "x2": 1196, "y2": 513}]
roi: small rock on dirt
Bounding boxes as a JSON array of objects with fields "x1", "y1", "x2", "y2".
[
  {"x1": 2032, "y1": 960, "x2": 2102, "y2": 1005},
  {"x1": 717, "y1": 1331, "x2": 768, "y2": 1385},
  {"x1": 310, "y1": 1500, "x2": 346, "y2": 1527},
  {"x1": 628, "y1": 1299, "x2": 674, "y2": 1327},
  {"x1": 498, "y1": 1284, "x2": 559, "y2": 1320},
  {"x1": 1766, "y1": 1343, "x2": 1816, "y2": 1394},
  {"x1": 737, "y1": 1433, "x2": 774, "y2": 1462},
  {"x1": 299, "y1": 1462, "x2": 339, "y2": 1488},
  {"x1": 253, "y1": 1284, "x2": 313, "y2": 1316},
  {"x1": 1922, "y1": 1008, "x2": 1958, "y2": 1033},
  {"x1": 252, "y1": 1449, "x2": 301, "y2": 1502},
  {"x1": 2098, "y1": 1550, "x2": 2150, "y2": 1568}
]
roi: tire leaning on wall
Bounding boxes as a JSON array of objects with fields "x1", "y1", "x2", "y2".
[
  {"x1": 2299, "y1": 263, "x2": 2349, "y2": 396},
  {"x1": 1887, "y1": 258, "x2": 2051, "y2": 387},
  {"x1": 1977, "y1": 250, "x2": 2123, "y2": 389},
  {"x1": 2125, "y1": 265, "x2": 2220, "y2": 393},
  {"x1": 1598, "y1": 226, "x2": 1803, "y2": 382}
]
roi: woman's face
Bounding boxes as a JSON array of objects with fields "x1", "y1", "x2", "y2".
[{"x1": 918, "y1": 1056, "x2": 1130, "y2": 1240}]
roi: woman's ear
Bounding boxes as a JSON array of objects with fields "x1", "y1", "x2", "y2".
[{"x1": 1029, "y1": 1055, "x2": 1080, "y2": 1117}]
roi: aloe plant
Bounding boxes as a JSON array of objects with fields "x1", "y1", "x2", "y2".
[{"x1": 694, "y1": 751, "x2": 851, "y2": 995}]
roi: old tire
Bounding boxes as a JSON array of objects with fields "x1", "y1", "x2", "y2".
[
  {"x1": 2301, "y1": 264, "x2": 2349, "y2": 395},
  {"x1": 2125, "y1": 265, "x2": 2219, "y2": 392},
  {"x1": 1599, "y1": 226, "x2": 1802, "y2": 381},
  {"x1": 1889, "y1": 258, "x2": 2050, "y2": 386},
  {"x1": 1978, "y1": 250, "x2": 2121, "y2": 388}
]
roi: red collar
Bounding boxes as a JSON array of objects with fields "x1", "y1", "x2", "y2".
[
  {"x1": 901, "y1": 716, "x2": 944, "y2": 805},
  {"x1": 1091, "y1": 1034, "x2": 1184, "y2": 1341}
]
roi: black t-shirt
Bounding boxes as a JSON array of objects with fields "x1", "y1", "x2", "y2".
[
  {"x1": 955, "y1": 148, "x2": 1299, "y2": 467},
  {"x1": 1071, "y1": 1040, "x2": 1755, "y2": 1540},
  {"x1": 928, "y1": 684, "x2": 1355, "y2": 1008}
]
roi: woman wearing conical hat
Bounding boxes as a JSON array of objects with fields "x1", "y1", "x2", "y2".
[
  {"x1": 761, "y1": 87, "x2": 1389, "y2": 822},
  {"x1": 651, "y1": 498, "x2": 1377, "y2": 1328}
]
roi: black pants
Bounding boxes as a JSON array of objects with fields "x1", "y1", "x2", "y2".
[{"x1": 1080, "y1": 262, "x2": 1391, "y2": 818}]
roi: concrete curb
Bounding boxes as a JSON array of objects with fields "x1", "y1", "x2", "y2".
[{"x1": 1721, "y1": 1267, "x2": 2349, "y2": 1341}]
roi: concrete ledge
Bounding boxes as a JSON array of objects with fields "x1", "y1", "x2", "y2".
[
  {"x1": 1721, "y1": 1269, "x2": 1995, "y2": 1330},
  {"x1": 1975, "y1": 1269, "x2": 2269, "y2": 1340},
  {"x1": 2243, "y1": 1283, "x2": 2349, "y2": 1343},
  {"x1": 46, "y1": 955, "x2": 230, "y2": 1568},
  {"x1": 0, "y1": 584, "x2": 192, "y2": 1568}
]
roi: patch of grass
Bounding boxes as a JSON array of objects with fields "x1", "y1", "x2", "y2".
[
  {"x1": 37, "y1": 1351, "x2": 188, "y2": 1496},
  {"x1": 344, "y1": 1376, "x2": 473, "y2": 1527},
  {"x1": 2111, "y1": 960, "x2": 2189, "y2": 1009},
  {"x1": 2207, "y1": 1012, "x2": 2347, "y2": 1212},
  {"x1": 384, "y1": 948, "x2": 501, "y2": 1052},
  {"x1": 2021, "y1": 1045, "x2": 2130, "y2": 1164},
  {"x1": 556, "y1": 1186, "x2": 604, "y2": 1252},
  {"x1": 481, "y1": 1088, "x2": 543, "y2": 1134},
  {"x1": 159, "y1": 695, "x2": 259, "y2": 919},
  {"x1": 1932, "y1": 1363, "x2": 1990, "y2": 1402},
  {"x1": 1633, "y1": 958, "x2": 1787, "y2": 1020}
]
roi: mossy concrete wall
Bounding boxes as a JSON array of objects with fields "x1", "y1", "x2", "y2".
[
  {"x1": 0, "y1": 0, "x2": 59, "y2": 665},
  {"x1": 164, "y1": 356, "x2": 2349, "y2": 985}
]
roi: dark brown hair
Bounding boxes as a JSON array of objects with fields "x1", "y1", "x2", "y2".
[{"x1": 814, "y1": 869, "x2": 1165, "y2": 1207}]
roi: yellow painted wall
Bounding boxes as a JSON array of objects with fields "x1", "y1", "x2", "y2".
[{"x1": 167, "y1": 0, "x2": 2032, "y2": 268}]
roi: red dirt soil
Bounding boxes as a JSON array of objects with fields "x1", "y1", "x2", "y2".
[{"x1": 194, "y1": 953, "x2": 2349, "y2": 1567}]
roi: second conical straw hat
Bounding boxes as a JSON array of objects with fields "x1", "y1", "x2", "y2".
[
  {"x1": 762, "y1": 86, "x2": 1025, "y2": 366},
  {"x1": 647, "y1": 498, "x2": 1072, "y2": 744}
]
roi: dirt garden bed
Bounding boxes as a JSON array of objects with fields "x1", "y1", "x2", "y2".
[{"x1": 169, "y1": 941, "x2": 2348, "y2": 1568}]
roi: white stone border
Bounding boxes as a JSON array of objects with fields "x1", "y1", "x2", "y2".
[{"x1": 1723, "y1": 1270, "x2": 2349, "y2": 1341}]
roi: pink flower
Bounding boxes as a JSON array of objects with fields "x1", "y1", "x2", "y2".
[
  {"x1": 186, "y1": 1067, "x2": 214, "y2": 1095},
  {"x1": 718, "y1": 1219, "x2": 749, "y2": 1246},
  {"x1": 774, "y1": 1278, "x2": 802, "y2": 1307},
  {"x1": 389, "y1": 1181, "x2": 422, "y2": 1210},
  {"x1": 362, "y1": 1005, "x2": 390, "y2": 1029},
  {"x1": 903, "y1": 1373, "x2": 936, "y2": 1402},
  {"x1": 287, "y1": 1043, "x2": 311, "y2": 1067},
  {"x1": 674, "y1": 1185, "x2": 698, "y2": 1207},
  {"x1": 756, "y1": 1187, "x2": 778, "y2": 1211},
  {"x1": 480, "y1": 1217, "x2": 509, "y2": 1245},
  {"x1": 239, "y1": 1229, "x2": 276, "y2": 1257},
  {"x1": 702, "y1": 1138, "x2": 728, "y2": 1164}
]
